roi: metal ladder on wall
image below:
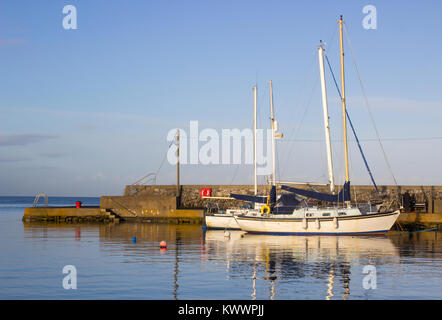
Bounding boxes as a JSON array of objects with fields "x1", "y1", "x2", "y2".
[{"x1": 33, "y1": 193, "x2": 48, "y2": 207}]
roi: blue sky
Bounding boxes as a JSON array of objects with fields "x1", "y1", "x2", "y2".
[{"x1": 1, "y1": 0, "x2": 441, "y2": 196}]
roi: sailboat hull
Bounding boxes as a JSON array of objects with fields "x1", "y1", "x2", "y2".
[
  {"x1": 205, "y1": 214, "x2": 241, "y2": 230},
  {"x1": 235, "y1": 210, "x2": 401, "y2": 235}
]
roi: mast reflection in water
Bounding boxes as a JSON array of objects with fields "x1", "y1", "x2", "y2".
[
  {"x1": 204, "y1": 231, "x2": 400, "y2": 300},
  {"x1": 11, "y1": 216, "x2": 440, "y2": 299}
]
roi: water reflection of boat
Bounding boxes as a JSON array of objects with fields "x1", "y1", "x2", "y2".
[
  {"x1": 205, "y1": 230, "x2": 399, "y2": 259},
  {"x1": 204, "y1": 230, "x2": 399, "y2": 299}
]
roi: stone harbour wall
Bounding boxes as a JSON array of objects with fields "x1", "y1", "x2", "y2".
[{"x1": 123, "y1": 184, "x2": 442, "y2": 212}]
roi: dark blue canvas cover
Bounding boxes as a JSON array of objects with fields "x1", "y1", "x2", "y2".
[{"x1": 281, "y1": 181, "x2": 351, "y2": 203}]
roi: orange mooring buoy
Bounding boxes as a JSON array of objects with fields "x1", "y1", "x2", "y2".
[{"x1": 159, "y1": 241, "x2": 167, "y2": 250}]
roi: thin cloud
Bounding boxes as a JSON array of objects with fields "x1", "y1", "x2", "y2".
[
  {"x1": 0, "y1": 38, "x2": 24, "y2": 47},
  {"x1": 18, "y1": 165, "x2": 59, "y2": 170},
  {"x1": 39, "y1": 152, "x2": 66, "y2": 159},
  {"x1": 77, "y1": 124, "x2": 101, "y2": 131},
  {"x1": 0, "y1": 157, "x2": 32, "y2": 162},
  {"x1": 0, "y1": 134, "x2": 58, "y2": 146},
  {"x1": 1, "y1": 106, "x2": 160, "y2": 122}
]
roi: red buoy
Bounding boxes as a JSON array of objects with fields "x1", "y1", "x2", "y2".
[
  {"x1": 75, "y1": 201, "x2": 82, "y2": 208},
  {"x1": 159, "y1": 241, "x2": 167, "y2": 249}
]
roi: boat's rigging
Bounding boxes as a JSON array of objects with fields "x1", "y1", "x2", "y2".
[
  {"x1": 206, "y1": 16, "x2": 402, "y2": 235},
  {"x1": 229, "y1": 80, "x2": 269, "y2": 186},
  {"x1": 268, "y1": 136, "x2": 442, "y2": 143},
  {"x1": 274, "y1": 16, "x2": 357, "y2": 205},
  {"x1": 343, "y1": 22, "x2": 398, "y2": 188},
  {"x1": 230, "y1": 163, "x2": 241, "y2": 184},
  {"x1": 323, "y1": 51, "x2": 379, "y2": 192},
  {"x1": 277, "y1": 50, "x2": 318, "y2": 178},
  {"x1": 346, "y1": 109, "x2": 378, "y2": 192},
  {"x1": 280, "y1": 25, "x2": 339, "y2": 180},
  {"x1": 177, "y1": 135, "x2": 442, "y2": 143},
  {"x1": 279, "y1": 72, "x2": 319, "y2": 178}
]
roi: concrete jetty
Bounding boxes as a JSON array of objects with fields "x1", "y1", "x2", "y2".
[
  {"x1": 397, "y1": 212, "x2": 442, "y2": 229},
  {"x1": 23, "y1": 207, "x2": 115, "y2": 223}
]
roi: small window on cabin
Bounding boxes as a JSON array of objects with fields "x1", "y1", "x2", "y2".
[
  {"x1": 338, "y1": 212, "x2": 346, "y2": 216},
  {"x1": 322, "y1": 212, "x2": 331, "y2": 217}
]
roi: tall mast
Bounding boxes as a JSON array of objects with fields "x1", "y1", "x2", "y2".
[
  {"x1": 339, "y1": 15, "x2": 350, "y2": 183},
  {"x1": 176, "y1": 129, "x2": 180, "y2": 195},
  {"x1": 253, "y1": 85, "x2": 258, "y2": 195},
  {"x1": 318, "y1": 42, "x2": 336, "y2": 194},
  {"x1": 269, "y1": 80, "x2": 276, "y2": 187}
]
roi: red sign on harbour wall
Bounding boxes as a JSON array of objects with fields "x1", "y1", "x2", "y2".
[{"x1": 200, "y1": 188, "x2": 212, "y2": 198}]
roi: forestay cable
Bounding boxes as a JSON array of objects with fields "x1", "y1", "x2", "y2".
[
  {"x1": 343, "y1": 23, "x2": 398, "y2": 187},
  {"x1": 324, "y1": 53, "x2": 379, "y2": 192}
]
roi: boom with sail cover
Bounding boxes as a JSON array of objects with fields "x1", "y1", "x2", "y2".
[
  {"x1": 281, "y1": 181, "x2": 351, "y2": 203},
  {"x1": 229, "y1": 193, "x2": 268, "y2": 204},
  {"x1": 230, "y1": 185, "x2": 277, "y2": 204},
  {"x1": 230, "y1": 185, "x2": 301, "y2": 214}
]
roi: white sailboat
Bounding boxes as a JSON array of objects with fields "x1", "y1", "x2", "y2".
[{"x1": 235, "y1": 16, "x2": 401, "y2": 235}]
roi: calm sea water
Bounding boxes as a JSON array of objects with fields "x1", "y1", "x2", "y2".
[{"x1": 0, "y1": 196, "x2": 440, "y2": 300}]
